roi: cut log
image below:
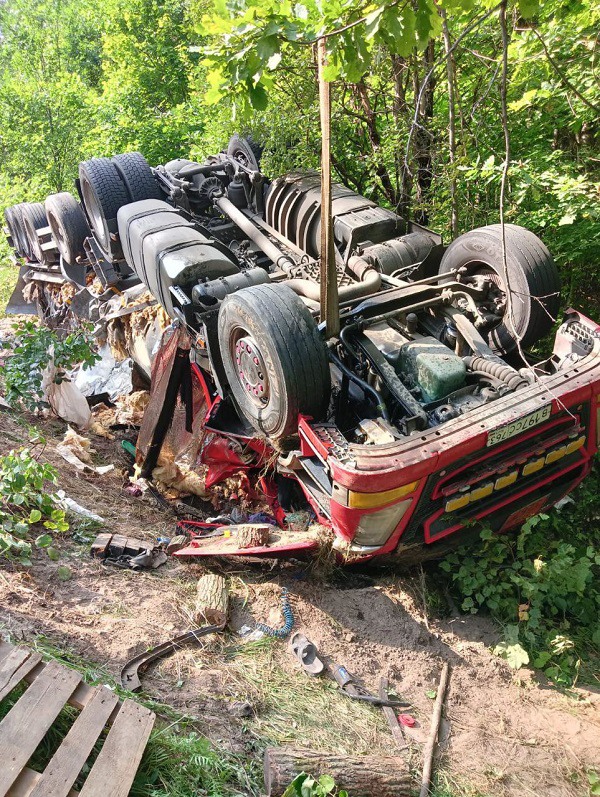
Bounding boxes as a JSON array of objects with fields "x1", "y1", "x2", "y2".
[
  {"x1": 194, "y1": 573, "x2": 229, "y2": 627},
  {"x1": 235, "y1": 524, "x2": 271, "y2": 549},
  {"x1": 264, "y1": 747, "x2": 413, "y2": 797}
]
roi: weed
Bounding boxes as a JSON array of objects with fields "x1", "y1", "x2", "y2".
[
  {"x1": 0, "y1": 446, "x2": 69, "y2": 565},
  {"x1": 0, "y1": 319, "x2": 99, "y2": 412},
  {"x1": 438, "y1": 460, "x2": 600, "y2": 686},
  {"x1": 283, "y1": 773, "x2": 347, "y2": 797}
]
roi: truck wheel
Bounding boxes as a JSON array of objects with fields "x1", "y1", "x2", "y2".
[
  {"x1": 112, "y1": 152, "x2": 162, "y2": 202},
  {"x1": 218, "y1": 283, "x2": 331, "y2": 440},
  {"x1": 227, "y1": 134, "x2": 262, "y2": 171},
  {"x1": 45, "y1": 192, "x2": 90, "y2": 268},
  {"x1": 79, "y1": 157, "x2": 130, "y2": 258},
  {"x1": 439, "y1": 224, "x2": 560, "y2": 355},
  {"x1": 21, "y1": 202, "x2": 51, "y2": 263},
  {"x1": 4, "y1": 204, "x2": 29, "y2": 258}
]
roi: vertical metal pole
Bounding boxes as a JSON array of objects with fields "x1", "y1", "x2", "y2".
[{"x1": 317, "y1": 37, "x2": 340, "y2": 338}]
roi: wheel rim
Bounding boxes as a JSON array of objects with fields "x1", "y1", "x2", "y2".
[
  {"x1": 231, "y1": 330, "x2": 269, "y2": 406},
  {"x1": 461, "y1": 261, "x2": 508, "y2": 323},
  {"x1": 47, "y1": 209, "x2": 67, "y2": 258},
  {"x1": 81, "y1": 178, "x2": 108, "y2": 249}
]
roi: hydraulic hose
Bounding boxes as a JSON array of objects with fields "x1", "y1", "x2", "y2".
[
  {"x1": 463, "y1": 355, "x2": 528, "y2": 391},
  {"x1": 328, "y1": 348, "x2": 391, "y2": 422}
]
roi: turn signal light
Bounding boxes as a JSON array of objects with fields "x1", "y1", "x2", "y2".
[{"x1": 348, "y1": 480, "x2": 419, "y2": 509}]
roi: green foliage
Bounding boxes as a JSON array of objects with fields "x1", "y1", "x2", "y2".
[
  {"x1": 282, "y1": 773, "x2": 347, "y2": 797},
  {"x1": 0, "y1": 447, "x2": 69, "y2": 565},
  {"x1": 1, "y1": 319, "x2": 99, "y2": 412},
  {"x1": 439, "y1": 465, "x2": 600, "y2": 685}
]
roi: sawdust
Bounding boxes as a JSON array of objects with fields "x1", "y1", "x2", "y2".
[{"x1": 0, "y1": 408, "x2": 598, "y2": 795}]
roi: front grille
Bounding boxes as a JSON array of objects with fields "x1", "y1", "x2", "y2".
[{"x1": 400, "y1": 407, "x2": 590, "y2": 548}]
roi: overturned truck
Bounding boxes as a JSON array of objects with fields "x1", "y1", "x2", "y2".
[{"x1": 4, "y1": 136, "x2": 600, "y2": 563}]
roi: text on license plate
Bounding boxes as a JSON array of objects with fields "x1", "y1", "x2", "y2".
[{"x1": 487, "y1": 405, "x2": 552, "y2": 447}]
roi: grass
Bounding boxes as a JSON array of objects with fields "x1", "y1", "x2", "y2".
[
  {"x1": 218, "y1": 636, "x2": 390, "y2": 755},
  {"x1": 0, "y1": 248, "x2": 18, "y2": 316}
]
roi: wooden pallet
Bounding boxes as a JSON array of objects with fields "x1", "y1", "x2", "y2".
[{"x1": 0, "y1": 641, "x2": 155, "y2": 797}]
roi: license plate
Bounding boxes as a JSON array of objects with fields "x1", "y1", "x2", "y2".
[{"x1": 487, "y1": 405, "x2": 552, "y2": 447}]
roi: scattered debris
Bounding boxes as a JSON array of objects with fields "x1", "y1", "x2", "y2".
[
  {"x1": 256, "y1": 587, "x2": 294, "y2": 639},
  {"x1": 74, "y1": 343, "x2": 133, "y2": 401},
  {"x1": 41, "y1": 353, "x2": 91, "y2": 428},
  {"x1": 56, "y1": 427, "x2": 114, "y2": 474},
  {"x1": 120, "y1": 625, "x2": 223, "y2": 692},
  {"x1": 56, "y1": 489, "x2": 105, "y2": 523},
  {"x1": 419, "y1": 662, "x2": 450, "y2": 797},
  {"x1": 379, "y1": 676, "x2": 408, "y2": 752},
  {"x1": 90, "y1": 533, "x2": 166, "y2": 570},
  {"x1": 331, "y1": 664, "x2": 410, "y2": 709},
  {"x1": 289, "y1": 633, "x2": 324, "y2": 676}
]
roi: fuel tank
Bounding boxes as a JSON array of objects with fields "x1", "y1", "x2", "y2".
[{"x1": 117, "y1": 199, "x2": 239, "y2": 317}]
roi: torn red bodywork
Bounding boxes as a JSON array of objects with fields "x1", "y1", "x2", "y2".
[{"x1": 138, "y1": 312, "x2": 600, "y2": 564}]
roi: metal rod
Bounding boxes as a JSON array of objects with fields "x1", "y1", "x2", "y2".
[
  {"x1": 214, "y1": 194, "x2": 297, "y2": 274},
  {"x1": 318, "y1": 38, "x2": 340, "y2": 338}
]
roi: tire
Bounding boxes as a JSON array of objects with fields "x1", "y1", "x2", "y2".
[
  {"x1": 45, "y1": 192, "x2": 90, "y2": 267},
  {"x1": 218, "y1": 283, "x2": 331, "y2": 440},
  {"x1": 111, "y1": 152, "x2": 162, "y2": 202},
  {"x1": 227, "y1": 134, "x2": 262, "y2": 171},
  {"x1": 439, "y1": 224, "x2": 560, "y2": 354},
  {"x1": 79, "y1": 157, "x2": 130, "y2": 257},
  {"x1": 4, "y1": 204, "x2": 29, "y2": 258},
  {"x1": 21, "y1": 202, "x2": 50, "y2": 263}
]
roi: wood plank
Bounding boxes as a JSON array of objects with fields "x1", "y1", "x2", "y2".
[
  {"x1": 0, "y1": 660, "x2": 82, "y2": 797},
  {"x1": 0, "y1": 647, "x2": 43, "y2": 702},
  {"x1": 29, "y1": 687, "x2": 119, "y2": 797},
  {"x1": 79, "y1": 700, "x2": 155, "y2": 797},
  {"x1": 7, "y1": 767, "x2": 78, "y2": 797},
  {"x1": 0, "y1": 641, "x2": 21, "y2": 666}
]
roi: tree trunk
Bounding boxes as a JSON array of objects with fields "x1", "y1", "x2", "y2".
[
  {"x1": 264, "y1": 748, "x2": 413, "y2": 797},
  {"x1": 194, "y1": 574, "x2": 228, "y2": 627},
  {"x1": 236, "y1": 524, "x2": 271, "y2": 549},
  {"x1": 414, "y1": 40, "x2": 436, "y2": 225}
]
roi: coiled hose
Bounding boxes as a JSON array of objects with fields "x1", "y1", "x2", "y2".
[
  {"x1": 463, "y1": 355, "x2": 529, "y2": 391},
  {"x1": 256, "y1": 587, "x2": 294, "y2": 638}
]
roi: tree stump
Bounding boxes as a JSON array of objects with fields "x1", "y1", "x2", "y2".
[
  {"x1": 235, "y1": 524, "x2": 271, "y2": 549},
  {"x1": 194, "y1": 574, "x2": 229, "y2": 627},
  {"x1": 263, "y1": 748, "x2": 413, "y2": 797}
]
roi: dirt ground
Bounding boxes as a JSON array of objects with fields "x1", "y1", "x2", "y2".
[{"x1": 0, "y1": 406, "x2": 599, "y2": 797}]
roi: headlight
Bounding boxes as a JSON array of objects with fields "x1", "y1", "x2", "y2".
[{"x1": 352, "y1": 500, "x2": 412, "y2": 546}]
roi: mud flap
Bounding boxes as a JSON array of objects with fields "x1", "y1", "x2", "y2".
[{"x1": 5, "y1": 266, "x2": 36, "y2": 315}]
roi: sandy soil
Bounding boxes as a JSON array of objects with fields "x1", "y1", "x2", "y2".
[{"x1": 0, "y1": 407, "x2": 598, "y2": 797}]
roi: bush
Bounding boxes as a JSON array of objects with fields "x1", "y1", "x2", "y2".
[
  {"x1": 439, "y1": 463, "x2": 600, "y2": 685},
  {"x1": 0, "y1": 446, "x2": 69, "y2": 565},
  {"x1": 1, "y1": 319, "x2": 99, "y2": 412}
]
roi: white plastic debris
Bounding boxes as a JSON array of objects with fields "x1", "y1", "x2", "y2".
[
  {"x1": 56, "y1": 490, "x2": 105, "y2": 523},
  {"x1": 41, "y1": 348, "x2": 91, "y2": 429},
  {"x1": 74, "y1": 344, "x2": 133, "y2": 401}
]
